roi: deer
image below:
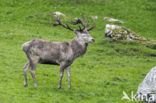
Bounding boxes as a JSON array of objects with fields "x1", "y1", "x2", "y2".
[{"x1": 22, "y1": 15, "x2": 96, "y2": 89}]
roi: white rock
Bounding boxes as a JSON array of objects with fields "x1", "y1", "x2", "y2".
[
  {"x1": 104, "y1": 17, "x2": 124, "y2": 24},
  {"x1": 136, "y1": 66, "x2": 156, "y2": 103},
  {"x1": 91, "y1": 16, "x2": 98, "y2": 19},
  {"x1": 74, "y1": 17, "x2": 79, "y2": 20},
  {"x1": 53, "y1": 11, "x2": 65, "y2": 17}
]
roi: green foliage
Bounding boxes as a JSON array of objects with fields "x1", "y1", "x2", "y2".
[{"x1": 0, "y1": 0, "x2": 155, "y2": 103}]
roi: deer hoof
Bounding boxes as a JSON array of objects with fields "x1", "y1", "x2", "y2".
[
  {"x1": 58, "y1": 86, "x2": 61, "y2": 89},
  {"x1": 35, "y1": 84, "x2": 38, "y2": 87},
  {"x1": 24, "y1": 84, "x2": 28, "y2": 87}
]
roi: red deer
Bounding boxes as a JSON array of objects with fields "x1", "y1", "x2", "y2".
[{"x1": 22, "y1": 16, "x2": 96, "y2": 89}]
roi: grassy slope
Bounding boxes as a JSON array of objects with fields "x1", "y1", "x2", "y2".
[{"x1": 0, "y1": 0, "x2": 156, "y2": 103}]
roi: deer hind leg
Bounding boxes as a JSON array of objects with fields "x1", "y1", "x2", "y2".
[
  {"x1": 30, "y1": 56, "x2": 39, "y2": 87},
  {"x1": 24, "y1": 61, "x2": 30, "y2": 87}
]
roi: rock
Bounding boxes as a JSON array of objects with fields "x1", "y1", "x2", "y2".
[
  {"x1": 91, "y1": 16, "x2": 98, "y2": 19},
  {"x1": 105, "y1": 24, "x2": 146, "y2": 41},
  {"x1": 74, "y1": 17, "x2": 79, "y2": 20},
  {"x1": 104, "y1": 17, "x2": 124, "y2": 24},
  {"x1": 136, "y1": 66, "x2": 156, "y2": 103},
  {"x1": 52, "y1": 11, "x2": 65, "y2": 17}
]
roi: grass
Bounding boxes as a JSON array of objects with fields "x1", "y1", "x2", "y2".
[{"x1": 0, "y1": 0, "x2": 156, "y2": 102}]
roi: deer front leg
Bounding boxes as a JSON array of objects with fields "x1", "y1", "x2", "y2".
[
  {"x1": 23, "y1": 61, "x2": 30, "y2": 87},
  {"x1": 66, "y1": 66, "x2": 71, "y2": 89},
  {"x1": 58, "y1": 65, "x2": 65, "y2": 89}
]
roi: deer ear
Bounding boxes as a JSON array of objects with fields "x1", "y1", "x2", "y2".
[{"x1": 74, "y1": 30, "x2": 81, "y2": 36}]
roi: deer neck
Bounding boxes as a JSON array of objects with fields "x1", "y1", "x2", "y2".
[{"x1": 70, "y1": 37, "x2": 88, "y2": 58}]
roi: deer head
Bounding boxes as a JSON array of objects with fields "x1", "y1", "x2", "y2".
[{"x1": 52, "y1": 15, "x2": 96, "y2": 43}]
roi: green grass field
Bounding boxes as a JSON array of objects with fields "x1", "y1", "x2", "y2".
[{"x1": 0, "y1": 0, "x2": 156, "y2": 102}]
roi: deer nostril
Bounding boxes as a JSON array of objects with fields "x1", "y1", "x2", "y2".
[{"x1": 91, "y1": 39, "x2": 95, "y2": 42}]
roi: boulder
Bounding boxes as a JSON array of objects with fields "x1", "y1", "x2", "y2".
[
  {"x1": 105, "y1": 24, "x2": 146, "y2": 41},
  {"x1": 91, "y1": 16, "x2": 98, "y2": 19},
  {"x1": 52, "y1": 11, "x2": 65, "y2": 17},
  {"x1": 136, "y1": 66, "x2": 156, "y2": 103},
  {"x1": 104, "y1": 17, "x2": 124, "y2": 24}
]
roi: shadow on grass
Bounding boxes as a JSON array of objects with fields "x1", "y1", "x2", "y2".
[{"x1": 97, "y1": 37, "x2": 156, "y2": 57}]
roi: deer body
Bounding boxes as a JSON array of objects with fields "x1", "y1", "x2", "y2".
[
  {"x1": 22, "y1": 16, "x2": 95, "y2": 89},
  {"x1": 23, "y1": 38, "x2": 88, "y2": 66}
]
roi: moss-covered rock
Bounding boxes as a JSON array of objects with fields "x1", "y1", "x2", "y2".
[{"x1": 105, "y1": 24, "x2": 147, "y2": 41}]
